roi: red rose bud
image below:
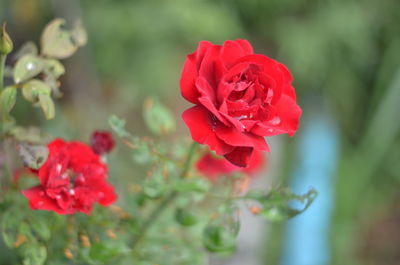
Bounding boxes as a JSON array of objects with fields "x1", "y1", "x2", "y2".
[
  {"x1": 196, "y1": 150, "x2": 264, "y2": 181},
  {"x1": 180, "y1": 39, "x2": 301, "y2": 167},
  {"x1": 22, "y1": 138, "x2": 117, "y2": 215},
  {"x1": 90, "y1": 131, "x2": 115, "y2": 155}
]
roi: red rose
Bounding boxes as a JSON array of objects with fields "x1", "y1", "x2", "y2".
[
  {"x1": 196, "y1": 151, "x2": 264, "y2": 181},
  {"x1": 181, "y1": 39, "x2": 301, "y2": 167},
  {"x1": 90, "y1": 131, "x2": 115, "y2": 155},
  {"x1": 22, "y1": 138, "x2": 117, "y2": 215}
]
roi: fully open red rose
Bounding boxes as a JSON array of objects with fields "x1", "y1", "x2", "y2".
[
  {"x1": 22, "y1": 138, "x2": 117, "y2": 215},
  {"x1": 196, "y1": 150, "x2": 264, "y2": 181},
  {"x1": 181, "y1": 39, "x2": 301, "y2": 167}
]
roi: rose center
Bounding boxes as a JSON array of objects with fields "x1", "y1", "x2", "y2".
[
  {"x1": 58, "y1": 167, "x2": 86, "y2": 194},
  {"x1": 225, "y1": 66, "x2": 273, "y2": 122}
]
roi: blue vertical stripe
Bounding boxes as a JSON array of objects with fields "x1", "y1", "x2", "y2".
[{"x1": 281, "y1": 113, "x2": 339, "y2": 265}]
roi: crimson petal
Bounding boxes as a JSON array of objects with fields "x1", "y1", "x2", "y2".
[
  {"x1": 234, "y1": 39, "x2": 254, "y2": 55},
  {"x1": 224, "y1": 147, "x2": 253, "y2": 167},
  {"x1": 215, "y1": 123, "x2": 269, "y2": 151},
  {"x1": 252, "y1": 95, "x2": 301, "y2": 137},
  {"x1": 22, "y1": 186, "x2": 64, "y2": 214},
  {"x1": 182, "y1": 106, "x2": 234, "y2": 155}
]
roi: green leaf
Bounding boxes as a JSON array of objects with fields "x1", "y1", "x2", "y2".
[
  {"x1": 13, "y1": 41, "x2": 38, "y2": 60},
  {"x1": 203, "y1": 225, "x2": 237, "y2": 253},
  {"x1": 246, "y1": 188, "x2": 318, "y2": 222},
  {"x1": 10, "y1": 126, "x2": 46, "y2": 143},
  {"x1": 108, "y1": 115, "x2": 131, "y2": 138},
  {"x1": 17, "y1": 142, "x2": 48, "y2": 169},
  {"x1": 175, "y1": 208, "x2": 198, "y2": 226},
  {"x1": 71, "y1": 20, "x2": 87, "y2": 47},
  {"x1": 30, "y1": 214, "x2": 51, "y2": 241},
  {"x1": 89, "y1": 242, "x2": 129, "y2": 263},
  {"x1": 22, "y1": 79, "x2": 51, "y2": 103},
  {"x1": 38, "y1": 94, "x2": 55, "y2": 120},
  {"x1": 143, "y1": 174, "x2": 166, "y2": 199},
  {"x1": 1, "y1": 210, "x2": 22, "y2": 248},
  {"x1": 13, "y1": 54, "x2": 44, "y2": 83},
  {"x1": 43, "y1": 74, "x2": 63, "y2": 98},
  {"x1": 143, "y1": 98, "x2": 175, "y2": 135},
  {"x1": 40, "y1": 18, "x2": 82, "y2": 59},
  {"x1": 203, "y1": 203, "x2": 240, "y2": 253},
  {"x1": 18, "y1": 222, "x2": 34, "y2": 240},
  {"x1": 173, "y1": 178, "x2": 210, "y2": 193},
  {"x1": 132, "y1": 142, "x2": 154, "y2": 164},
  {"x1": 21, "y1": 243, "x2": 47, "y2": 265},
  {"x1": 43, "y1": 59, "x2": 65, "y2": 79},
  {"x1": 0, "y1": 86, "x2": 17, "y2": 122}
]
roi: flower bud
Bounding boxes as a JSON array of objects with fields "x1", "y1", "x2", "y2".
[
  {"x1": 90, "y1": 130, "x2": 115, "y2": 155},
  {"x1": 0, "y1": 23, "x2": 13, "y2": 55}
]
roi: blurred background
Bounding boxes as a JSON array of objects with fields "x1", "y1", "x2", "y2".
[{"x1": 1, "y1": 0, "x2": 400, "y2": 264}]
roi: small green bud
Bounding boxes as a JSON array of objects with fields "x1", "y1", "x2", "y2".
[
  {"x1": 175, "y1": 208, "x2": 198, "y2": 226},
  {"x1": 0, "y1": 23, "x2": 13, "y2": 55}
]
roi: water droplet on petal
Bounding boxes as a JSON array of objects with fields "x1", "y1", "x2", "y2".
[
  {"x1": 96, "y1": 167, "x2": 105, "y2": 175},
  {"x1": 26, "y1": 62, "x2": 35, "y2": 70},
  {"x1": 56, "y1": 164, "x2": 62, "y2": 174},
  {"x1": 37, "y1": 201, "x2": 44, "y2": 206},
  {"x1": 235, "y1": 115, "x2": 248, "y2": 120},
  {"x1": 269, "y1": 116, "x2": 281, "y2": 125},
  {"x1": 77, "y1": 174, "x2": 85, "y2": 183},
  {"x1": 69, "y1": 189, "x2": 75, "y2": 196},
  {"x1": 266, "y1": 89, "x2": 274, "y2": 104},
  {"x1": 267, "y1": 128, "x2": 274, "y2": 133}
]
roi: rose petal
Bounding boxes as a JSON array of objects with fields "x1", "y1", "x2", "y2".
[
  {"x1": 198, "y1": 97, "x2": 228, "y2": 125},
  {"x1": 193, "y1": 41, "x2": 214, "y2": 70},
  {"x1": 235, "y1": 39, "x2": 254, "y2": 55},
  {"x1": 215, "y1": 123, "x2": 269, "y2": 151},
  {"x1": 196, "y1": 153, "x2": 239, "y2": 180},
  {"x1": 221, "y1": 40, "x2": 248, "y2": 68},
  {"x1": 252, "y1": 95, "x2": 301, "y2": 137},
  {"x1": 22, "y1": 186, "x2": 66, "y2": 214},
  {"x1": 180, "y1": 41, "x2": 214, "y2": 104},
  {"x1": 236, "y1": 54, "x2": 279, "y2": 74},
  {"x1": 278, "y1": 63, "x2": 296, "y2": 100},
  {"x1": 224, "y1": 146, "x2": 253, "y2": 167},
  {"x1": 196, "y1": 76, "x2": 216, "y2": 103},
  {"x1": 217, "y1": 62, "x2": 253, "y2": 103},
  {"x1": 182, "y1": 106, "x2": 234, "y2": 155},
  {"x1": 243, "y1": 150, "x2": 265, "y2": 175},
  {"x1": 199, "y1": 45, "x2": 222, "y2": 88},
  {"x1": 98, "y1": 184, "x2": 118, "y2": 206},
  {"x1": 180, "y1": 56, "x2": 200, "y2": 104}
]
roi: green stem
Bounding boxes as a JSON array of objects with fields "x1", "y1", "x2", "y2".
[
  {"x1": 131, "y1": 142, "x2": 198, "y2": 250},
  {"x1": 0, "y1": 54, "x2": 6, "y2": 91}
]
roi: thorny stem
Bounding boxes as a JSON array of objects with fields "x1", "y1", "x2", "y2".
[{"x1": 131, "y1": 142, "x2": 198, "y2": 251}]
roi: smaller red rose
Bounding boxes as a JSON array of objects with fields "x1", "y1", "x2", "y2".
[
  {"x1": 196, "y1": 150, "x2": 264, "y2": 181},
  {"x1": 90, "y1": 131, "x2": 115, "y2": 155},
  {"x1": 22, "y1": 138, "x2": 117, "y2": 215}
]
